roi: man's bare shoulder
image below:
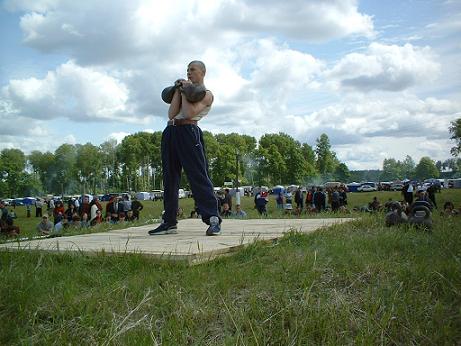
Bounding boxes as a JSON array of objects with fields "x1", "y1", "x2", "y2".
[{"x1": 204, "y1": 90, "x2": 214, "y2": 106}]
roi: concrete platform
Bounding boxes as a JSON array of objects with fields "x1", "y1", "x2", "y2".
[{"x1": 0, "y1": 218, "x2": 354, "y2": 263}]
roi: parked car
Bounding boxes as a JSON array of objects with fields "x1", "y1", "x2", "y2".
[
  {"x1": 151, "y1": 190, "x2": 164, "y2": 201},
  {"x1": 359, "y1": 184, "x2": 375, "y2": 192},
  {"x1": 391, "y1": 183, "x2": 404, "y2": 191}
]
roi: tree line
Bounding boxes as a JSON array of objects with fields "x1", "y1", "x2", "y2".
[
  {"x1": 0, "y1": 132, "x2": 350, "y2": 198},
  {"x1": 1, "y1": 123, "x2": 460, "y2": 198}
]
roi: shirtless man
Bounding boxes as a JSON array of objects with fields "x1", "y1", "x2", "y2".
[{"x1": 149, "y1": 61, "x2": 221, "y2": 236}]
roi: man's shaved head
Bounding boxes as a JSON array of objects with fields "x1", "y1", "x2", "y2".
[{"x1": 188, "y1": 60, "x2": 206, "y2": 74}]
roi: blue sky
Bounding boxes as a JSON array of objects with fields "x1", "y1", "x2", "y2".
[{"x1": 0, "y1": 0, "x2": 460, "y2": 169}]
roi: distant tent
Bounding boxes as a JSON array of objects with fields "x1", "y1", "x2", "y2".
[
  {"x1": 272, "y1": 185, "x2": 285, "y2": 195},
  {"x1": 22, "y1": 197, "x2": 36, "y2": 205}
]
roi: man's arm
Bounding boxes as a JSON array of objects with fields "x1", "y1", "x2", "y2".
[
  {"x1": 180, "y1": 90, "x2": 213, "y2": 119},
  {"x1": 168, "y1": 89, "x2": 182, "y2": 119}
]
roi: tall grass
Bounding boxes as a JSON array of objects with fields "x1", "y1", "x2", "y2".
[{"x1": 1, "y1": 207, "x2": 460, "y2": 344}]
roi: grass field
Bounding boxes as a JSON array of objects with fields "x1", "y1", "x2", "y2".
[{"x1": 1, "y1": 190, "x2": 460, "y2": 344}]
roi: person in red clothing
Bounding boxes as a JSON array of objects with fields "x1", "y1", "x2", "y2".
[{"x1": 53, "y1": 200, "x2": 65, "y2": 225}]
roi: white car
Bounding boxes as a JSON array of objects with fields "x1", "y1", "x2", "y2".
[{"x1": 360, "y1": 184, "x2": 375, "y2": 192}]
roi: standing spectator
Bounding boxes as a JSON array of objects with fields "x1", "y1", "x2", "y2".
[
  {"x1": 427, "y1": 184, "x2": 437, "y2": 209},
  {"x1": 339, "y1": 186, "x2": 347, "y2": 207},
  {"x1": 48, "y1": 198, "x2": 55, "y2": 215},
  {"x1": 305, "y1": 188, "x2": 314, "y2": 209},
  {"x1": 223, "y1": 189, "x2": 232, "y2": 212},
  {"x1": 37, "y1": 215, "x2": 54, "y2": 235},
  {"x1": 73, "y1": 197, "x2": 80, "y2": 210},
  {"x1": 35, "y1": 198, "x2": 43, "y2": 217},
  {"x1": 331, "y1": 188, "x2": 340, "y2": 212},
  {"x1": 314, "y1": 187, "x2": 326, "y2": 212},
  {"x1": 79, "y1": 196, "x2": 91, "y2": 218},
  {"x1": 122, "y1": 195, "x2": 132, "y2": 214},
  {"x1": 402, "y1": 182, "x2": 414, "y2": 205},
  {"x1": 131, "y1": 197, "x2": 144, "y2": 221},
  {"x1": 107, "y1": 196, "x2": 123, "y2": 222},
  {"x1": 276, "y1": 191, "x2": 284, "y2": 209},
  {"x1": 294, "y1": 188, "x2": 304, "y2": 211}
]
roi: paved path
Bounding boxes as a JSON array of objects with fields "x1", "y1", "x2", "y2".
[{"x1": 0, "y1": 218, "x2": 354, "y2": 263}]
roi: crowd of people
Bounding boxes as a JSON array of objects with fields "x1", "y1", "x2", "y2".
[
  {"x1": 270, "y1": 185, "x2": 349, "y2": 216},
  {"x1": 1, "y1": 181, "x2": 459, "y2": 237},
  {"x1": 359, "y1": 181, "x2": 459, "y2": 215},
  {"x1": 33, "y1": 195, "x2": 144, "y2": 236}
]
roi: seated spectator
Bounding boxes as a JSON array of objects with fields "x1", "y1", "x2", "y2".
[
  {"x1": 412, "y1": 192, "x2": 434, "y2": 211},
  {"x1": 441, "y1": 201, "x2": 458, "y2": 217},
  {"x1": 37, "y1": 215, "x2": 54, "y2": 235},
  {"x1": 189, "y1": 210, "x2": 199, "y2": 218},
  {"x1": 233, "y1": 204, "x2": 247, "y2": 218},
  {"x1": 125, "y1": 210, "x2": 135, "y2": 222},
  {"x1": 131, "y1": 197, "x2": 144, "y2": 220},
  {"x1": 8, "y1": 210, "x2": 17, "y2": 219},
  {"x1": 118, "y1": 212, "x2": 126, "y2": 223},
  {"x1": 384, "y1": 198, "x2": 394, "y2": 212},
  {"x1": 256, "y1": 191, "x2": 268, "y2": 216},
  {"x1": 80, "y1": 213, "x2": 90, "y2": 227},
  {"x1": 0, "y1": 203, "x2": 20, "y2": 236},
  {"x1": 64, "y1": 204, "x2": 76, "y2": 222},
  {"x1": 54, "y1": 218, "x2": 68, "y2": 234},
  {"x1": 71, "y1": 213, "x2": 81, "y2": 227},
  {"x1": 369, "y1": 197, "x2": 381, "y2": 211},
  {"x1": 221, "y1": 203, "x2": 232, "y2": 218},
  {"x1": 177, "y1": 207, "x2": 184, "y2": 219},
  {"x1": 90, "y1": 198, "x2": 102, "y2": 225},
  {"x1": 53, "y1": 201, "x2": 65, "y2": 224},
  {"x1": 90, "y1": 209, "x2": 103, "y2": 225}
]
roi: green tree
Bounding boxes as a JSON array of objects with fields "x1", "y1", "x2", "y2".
[
  {"x1": 414, "y1": 157, "x2": 439, "y2": 180},
  {"x1": 0, "y1": 148, "x2": 26, "y2": 197},
  {"x1": 380, "y1": 158, "x2": 402, "y2": 181},
  {"x1": 449, "y1": 117, "x2": 461, "y2": 156},
  {"x1": 54, "y1": 144, "x2": 77, "y2": 196},
  {"x1": 76, "y1": 143, "x2": 103, "y2": 194},
  {"x1": 335, "y1": 163, "x2": 350, "y2": 182},
  {"x1": 100, "y1": 139, "x2": 119, "y2": 191},
  {"x1": 401, "y1": 155, "x2": 415, "y2": 178},
  {"x1": 28, "y1": 151, "x2": 56, "y2": 193},
  {"x1": 259, "y1": 132, "x2": 308, "y2": 185},
  {"x1": 301, "y1": 143, "x2": 318, "y2": 179},
  {"x1": 315, "y1": 133, "x2": 338, "y2": 177}
]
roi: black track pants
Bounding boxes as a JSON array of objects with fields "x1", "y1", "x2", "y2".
[{"x1": 161, "y1": 124, "x2": 219, "y2": 225}]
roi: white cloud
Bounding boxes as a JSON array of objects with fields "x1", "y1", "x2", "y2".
[
  {"x1": 326, "y1": 43, "x2": 440, "y2": 92},
  {"x1": 1, "y1": 61, "x2": 142, "y2": 122},
  {"x1": 106, "y1": 132, "x2": 130, "y2": 144},
  {"x1": 10, "y1": 0, "x2": 374, "y2": 65}
]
